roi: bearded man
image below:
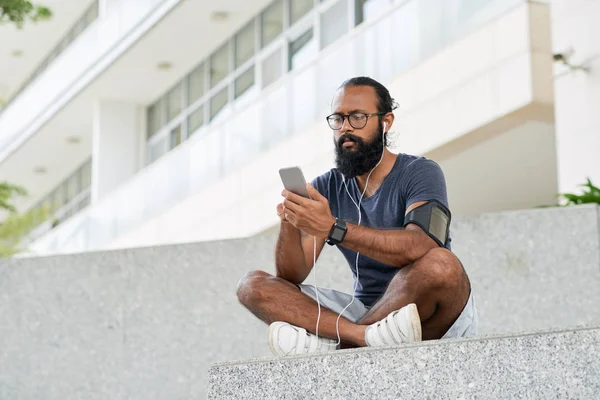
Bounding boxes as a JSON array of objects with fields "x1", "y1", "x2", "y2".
[{"x1": 237, "y1": 76, "x2": 478, "y2": 356}]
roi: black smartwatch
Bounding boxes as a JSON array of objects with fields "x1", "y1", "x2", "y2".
[{"x1": 326, "y1": 218, "x2": 347, "y2": 246}]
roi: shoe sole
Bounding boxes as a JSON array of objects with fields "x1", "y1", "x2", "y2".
[{"x1": 406, "y1": 303, "x2": 422, "y2": 342}]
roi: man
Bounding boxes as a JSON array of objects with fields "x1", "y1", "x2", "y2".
[{"x1": 237, "y1": 77, "x2": 477, "y2": 356}]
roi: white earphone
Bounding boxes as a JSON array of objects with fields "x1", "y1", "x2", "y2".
[{"x1": 314, "y1": 118, "x2": 389, "y2": 347}]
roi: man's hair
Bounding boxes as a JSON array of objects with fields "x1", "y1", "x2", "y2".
[{"x1": 338, "y1": 76, "x2": 398, "y2": 114}]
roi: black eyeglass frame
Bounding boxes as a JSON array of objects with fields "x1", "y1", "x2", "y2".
[{"x1": 325, "y1": 112, "x2": 387, "y2": 130}]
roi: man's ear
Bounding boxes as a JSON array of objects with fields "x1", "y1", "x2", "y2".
[{"x1": 383, "y1": 113, "x2": 395, "y2": 132}]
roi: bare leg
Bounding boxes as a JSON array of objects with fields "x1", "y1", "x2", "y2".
[
  {"x1": 237, "y1": 270, "x2": 368, "y2": 346},
  {"x1": 356, "y1": 248, "x2": 471, "y2": 341},
  {"x1": 238, "y1": 248, "x2": 470, "y2": 348}
]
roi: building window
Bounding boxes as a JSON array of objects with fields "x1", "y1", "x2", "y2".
[
  {"x1": 170, "y1": 125, "x2": 183, "y2": 149},
  {"x1": 261, "y1": 0, "x2": 284, "y2": 48},
  {"x1": 235, "y1": 20, "x2": 256, "y2": 68},
  {"x1": 167, "y1": 83, "x2": 183, "y2": 121},
  {"x1": 321, "y1": 0, "x2": 348, "y2": 49},
  {"x1": 290, "y1": 0, "x2": 313, "y2": 25},
  {"x1": 210, "y1": 43, "x2": 230, "y2": 88},
  {"x1": 188, "y1": 105, "x2": 204, "y2": 135},
  {"x1": 188, "y1": 63, "x2": 205, "y2": 105},
  {"x1": 210, "y1": 87, "x2": 229, "y2": 120},
  {"x1": 235, "y1": 66, "x2": 255, "y2": 98},
  {"x1": 289, "y1": 28, "x2": 316, "y2": 70},
  {"x1": 262, "y1": 47, "x2": 283, "y2": 88},
  {"x1": 147, "y1": 99, "x2": 165, "y2": 138}
]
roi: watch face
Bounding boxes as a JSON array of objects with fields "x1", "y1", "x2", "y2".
[{"x1": 331, "y1": 227, "x2": 345, "y2": 241}]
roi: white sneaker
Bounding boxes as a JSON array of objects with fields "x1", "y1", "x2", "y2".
[
  {"x1": 268, "y1": 322, "x2": 338, "y2": 356},
  {"x1": 365, "y1": 303, "x2": 422, "y2": 347}
]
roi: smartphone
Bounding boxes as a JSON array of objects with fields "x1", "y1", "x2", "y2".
[{"x1": 279, "y1": 166, "x2": 311, "y2": 199}]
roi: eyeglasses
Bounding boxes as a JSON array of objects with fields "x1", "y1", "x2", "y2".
[{"x1": 326, "y1": 112, "x2": 386, "y2": 130}]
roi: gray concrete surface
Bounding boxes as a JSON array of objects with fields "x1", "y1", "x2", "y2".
[
  {"x1": 0, "y1": 205, "x2": 598, "y2": 399},
  {"x1": 208, "y1": 326, "x2": 600, "y2": 399}
]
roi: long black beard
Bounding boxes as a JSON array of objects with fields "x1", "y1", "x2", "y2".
[{"x1": 334, "y1": 125, "x2": 385, "y2": 179}]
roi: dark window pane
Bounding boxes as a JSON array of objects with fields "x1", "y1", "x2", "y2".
[
  {"x1": 235, "y1": 66, "x2": 255, "y2": 98},
  {"x1": 188, "y1": 105, "x2": 204, "y2": 135},
  {"x1": 235, "y1": 21, "x2": 255, "y2": 68},
  {"x1": 170, "y1": 125, "x2": 182, "y2": 149},
  {"x1": 147, "y1": 99, "x2": 165, "y2": 138},
  {"x1": 290, "y1": 0, "x2": 313, "y2": 25},
  {"x1": 188, "y1": 63, "x2": 205, "y2": 104},
  {"x1": 167, "y1": 83, "x2": 183, "y2": 121},
  {"x1": 261, "y1": 0, "x2": 284, "y2": 47},
  {"x1": 210, "y1": 43, "x2": 230, "y2": 88},
  {"x1": 210, "y1": 88, "x2": 229, "y2": 120}
]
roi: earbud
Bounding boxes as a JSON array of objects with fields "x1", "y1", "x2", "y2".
[{"x1": 383, "y1": 122, "x2": 387, "y2": 133}]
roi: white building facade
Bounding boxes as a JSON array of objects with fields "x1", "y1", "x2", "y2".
[{"x1": 0, "y1": 0, "x2": 593, "y2": 256}]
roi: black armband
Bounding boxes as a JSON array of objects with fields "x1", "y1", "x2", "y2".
[{"x1": 403, "y1": 200, "x2": 451, "y2": 247}]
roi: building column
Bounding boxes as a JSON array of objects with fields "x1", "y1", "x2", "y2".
[
  {"x1": 91, "y1": 99, "x2": 144, "y2": 204},
  {"x1": 551, "y1": 0, "x2": 600, "y2": 195}
]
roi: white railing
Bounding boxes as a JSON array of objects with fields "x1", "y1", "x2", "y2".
[
  {"x1": 0, "y1": 0, "x2": 177, "y2": 162},
  {"x1": 29, "y1": 0, "x2": 525, "y2": 255}
]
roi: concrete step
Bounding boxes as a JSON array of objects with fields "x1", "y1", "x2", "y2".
[
  {"x1": 0, "y1": 205, "x2": 598, "y2": 399},
  {"x1": 208, "y1": 326, "x2": 600, "y2": 399}
]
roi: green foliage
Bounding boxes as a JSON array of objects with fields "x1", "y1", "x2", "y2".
[
  {"x1": 558, "y1": 178, "x2": 600, "y2": 206},
  {"x1": 0, "y1": 182, "x2": 27, "y2": 213},
  {"x1": 0, "y1": 207, "x2": 47, "y2": 257},
  {"x1": 0, "y1": 182, "x2": 49, "y2": 258},
  {"x1": 0, "y1": 0, "x2": 52, "y2": 28}
]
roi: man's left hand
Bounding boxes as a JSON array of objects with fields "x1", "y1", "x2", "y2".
[{"x1": 282, "y1": 184, "x2": 336, "y2": 239}]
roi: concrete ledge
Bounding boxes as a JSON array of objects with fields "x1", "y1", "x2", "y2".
[
  {"x1": 208, "y1": 326, "x2": 600, "y2": 399},
  {"x1": 1, "y1": 205, "x2": 598, "y2": 399}
]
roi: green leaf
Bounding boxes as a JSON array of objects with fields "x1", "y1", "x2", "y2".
[{"x1": 0, "y1": 1, "x2": 52, "y2": 28}]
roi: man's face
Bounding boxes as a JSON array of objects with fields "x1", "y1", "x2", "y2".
[{"x1": 330, "y1": 86, "x2": 385, "y2": 178}]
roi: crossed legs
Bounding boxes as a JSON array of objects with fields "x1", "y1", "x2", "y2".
[{"x1": 236, "y1": 248, "x2": 471, "y2": 346}]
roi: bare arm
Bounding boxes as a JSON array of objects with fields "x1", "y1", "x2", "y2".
[
  {"x1": 340, "y1": 223, "x2": 437, "y2": 267},
  {"x1": 274, "y1": 220, "x2": 325, "y2": 285},
  {"x1": 340, "y1": 201, "x2": 439, "y2": 267}
]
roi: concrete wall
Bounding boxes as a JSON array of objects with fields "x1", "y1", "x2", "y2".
[
  {"x1": 209, "y1": 326, "x2": 600, "y2": 399},
  {"x1": 551, "y1": 0, "x2": 600, "y2": 194},
  {"x1": 2, "y1": 205, "x2": 599, "y2": 399}
]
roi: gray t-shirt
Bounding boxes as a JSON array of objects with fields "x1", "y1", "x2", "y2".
[{"x1": 311, "y1": 153, "x2": 450, "y2": 307}]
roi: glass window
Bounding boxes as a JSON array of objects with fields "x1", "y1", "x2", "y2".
[
  {"x1": 262, "y1": 47, "x2": 283, "y2": 88},
  {"x1": 235, "y1": 21, "x2": 255, "y2": 68},
  {"x1": 170, "y1": 125, "x2": 182, "y2": 149},
  {"x1": 187, "y1": 105, "x2": 204, "y2": 135},
  {"x1": 290, "y1": 0, "x2": 313, "y2": 25},
  {"x1": 81, "y1": 160, "x2": 92, "y2": 189},
  {"x1": 167, "y1": 82, "x2": 183, "y2": 121},
  {"x1": 147, "y1": 99, "x2": 165, "y2": 138},
  {"x1": 235, "y1": 66, "x2": 255, "y2": 98},
  {"x1": 188, "y1": 63, "x2": 205, "y2": 105},
  {"x1": 210, "y1": 43, "x2": 230, "y2": 88},
  {"x1": 261, "y1": 0, "x2": 284, "y2": 48},
  {"x1": 289, "y1": 28, "x2": 316, "y2": 70},
  {"x1": 321, "y1": 0, "x2": 348, "y2": 49},
  {"x1": 66, "y1": 173, "x2": 80, "y2": 202},
  {"x1": 210, "y1": 87, "x2": 229, "y2": 120}
]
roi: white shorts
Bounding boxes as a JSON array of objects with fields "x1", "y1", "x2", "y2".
[{"x1": 298, "y1": 284, "x2": 478, "y2": 339}]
